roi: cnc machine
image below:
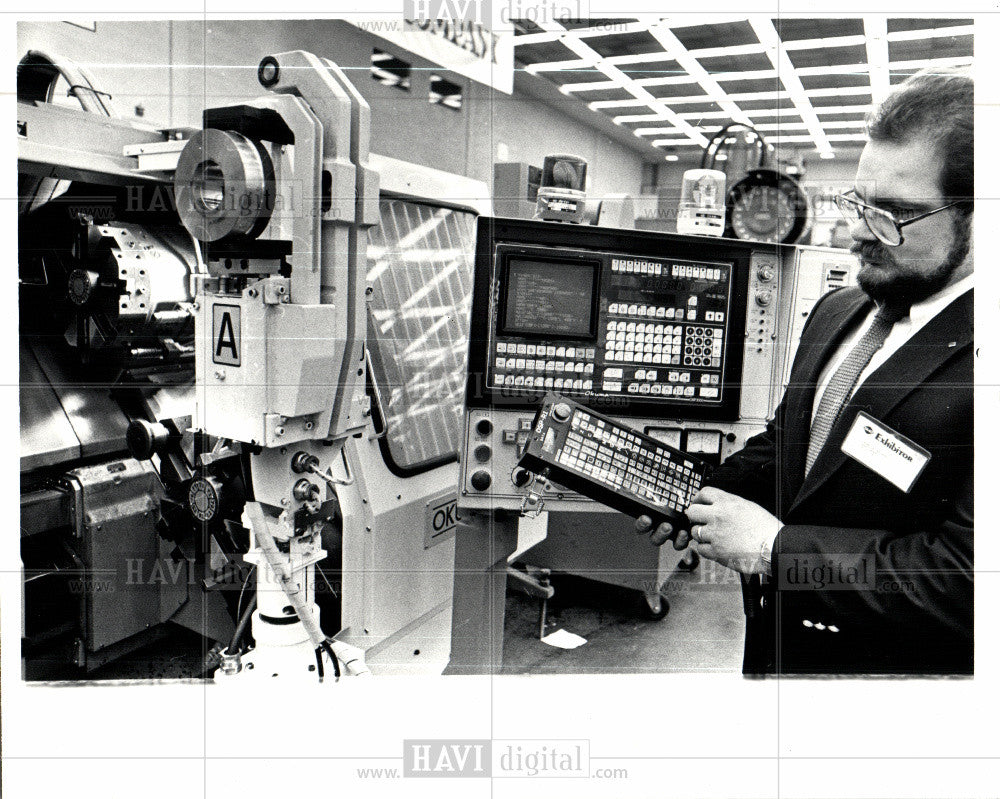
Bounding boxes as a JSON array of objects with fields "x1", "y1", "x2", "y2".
[{"x1": 18, "y1": 49, "x2": 486, "y2": 679}]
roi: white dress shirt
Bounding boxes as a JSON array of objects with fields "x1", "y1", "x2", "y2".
[{"x1": 811, "y1": 272, "x2": 975, "y2": 422}]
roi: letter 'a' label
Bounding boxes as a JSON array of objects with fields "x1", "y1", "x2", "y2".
[
  {"x1": 840, "y1": 411, "x2": 931, "y2": 493},
  {"x1": 212, "y1": 304, "x2": 241, "y2": 366}
]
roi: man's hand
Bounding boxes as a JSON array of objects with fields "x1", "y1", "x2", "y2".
[
  {"x1": 685, "y1": 487, "x2": 783, "y2": 575},
  {"x1": 634, "y1": 514, "x2": 693, "y2": 549}
]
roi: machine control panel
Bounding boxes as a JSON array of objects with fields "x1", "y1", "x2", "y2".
[
  {"x1": 517, "y1": 394, "x2": 708, "y2": 526},
  {"x1": 482, "y1": 243, "x2": 746, "y2": 418}
]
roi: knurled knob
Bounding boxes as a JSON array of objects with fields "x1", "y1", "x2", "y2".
[
  {"x1": 511, "y1": 468, "x2": 531, "y2": 488},
  {"x1": 552, "y1": 403, "x2": 572, "y2": 422}
]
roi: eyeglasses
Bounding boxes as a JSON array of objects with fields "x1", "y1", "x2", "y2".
[{"x1": 834, "y1": 190, "x2": 961, "y2": 247}]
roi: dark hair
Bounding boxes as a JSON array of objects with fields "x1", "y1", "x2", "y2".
[{"x1": 867, "y1": 68, "x2": 973, "y2": 206}]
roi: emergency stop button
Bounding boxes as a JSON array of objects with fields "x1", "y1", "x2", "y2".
[{"x1": 552, "y1": 403, "x2": 572, "y2": 422}]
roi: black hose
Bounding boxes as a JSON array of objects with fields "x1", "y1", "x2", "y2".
[
  {"x1": 700, "y1": 123, "x2": 769, "y2": 171},
  {"x1": 314, "y1": 646, "x2": 325, "y2": 682},
  {"x1": 323, "y1": 640, "x2": 341, "y2": 679},
  {"x1": 229, "y1": 595, "x2": 257, "y2": 654}
]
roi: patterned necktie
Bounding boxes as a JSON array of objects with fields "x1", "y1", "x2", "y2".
[{"x1": 804, "y1": 304, "x2": 907, "y2": 475}]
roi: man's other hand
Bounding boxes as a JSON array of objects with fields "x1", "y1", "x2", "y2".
[
  {"x1": 635, "y1": 515, "x2": 692, "y2": 549},
  {"x1": 685, "y1": 487, "x2": 782, "y2": 575}
]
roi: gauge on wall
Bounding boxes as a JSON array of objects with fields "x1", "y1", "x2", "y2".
[{"x1": 726, "y1": 168, "x2": 810, "y2": 245}]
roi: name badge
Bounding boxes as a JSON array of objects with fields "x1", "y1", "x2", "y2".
[{"x1": 840, "y1": 411, "x2": 931, "y2": 493}]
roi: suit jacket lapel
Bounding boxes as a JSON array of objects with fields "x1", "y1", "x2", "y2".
[{"x1": 789, "y1": 288, "x2": 973, "y2": 514}]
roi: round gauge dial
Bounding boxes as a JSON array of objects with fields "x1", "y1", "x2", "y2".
[
  {"x1": 188, "y1": 476, "x2": 221, "y2": 523},
  {"x1": 726, "y1": 169, "x2": 809, "y2": 245}
]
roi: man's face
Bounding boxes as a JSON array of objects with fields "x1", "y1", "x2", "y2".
[{"x1": 850, "y1": 135, "x2": 972, "y2": 307}]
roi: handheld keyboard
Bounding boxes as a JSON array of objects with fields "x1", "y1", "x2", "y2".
[{"x1": 517, "y1": 393, "x2": 709, "y2": 528}]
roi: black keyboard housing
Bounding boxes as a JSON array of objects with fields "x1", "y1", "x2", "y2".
[{"x1": 518, "y1": 393, "x2": 709, "y2": 528}]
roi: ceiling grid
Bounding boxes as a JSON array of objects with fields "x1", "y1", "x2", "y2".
[{"x1": 513, "y1": 16, "x2": 973, "y2": 159}]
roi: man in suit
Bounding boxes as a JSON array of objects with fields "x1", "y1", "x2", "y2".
[{"x1": 638, "y1": 69, "x2": 974, "y2": 675}]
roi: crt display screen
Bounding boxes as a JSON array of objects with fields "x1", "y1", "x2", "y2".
[{"x1": 502, "y1": 258, "x2": 597, "y2": 338}]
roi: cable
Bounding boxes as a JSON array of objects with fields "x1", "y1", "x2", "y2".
[
  {"x1": 323, "y1": 640, "x2": 341, "y2": 680},
  {"x1": 314, "y1": 645, "x2": 325, "y2": 682},
  {"x1": 700, "y1": 123, "x2": 769, "y2": 171},
  {"x1": 317, "y1": 566, "x2": 339, "y2": 601},
  {"x1": 229, "y1": 595, "x2": 257, "y2": 655},
  {"x1": 235, "y1": 564, "x2": 256, "y2": 624}
]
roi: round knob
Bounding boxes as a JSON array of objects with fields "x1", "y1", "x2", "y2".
[
  {"x1": 475, "y1": 418, "x2": 493, "y2": 436},
  {"x1": 66, "y1": 269, "x2": 100, "y2": 306},
  {"x1": 756, "y1": 265, "x2": 775, "y2": 282},
  {"x1": 474, "y1": 445, "x2": 492, "y2": 463},
  {"x1": 126, "y1": 419, "x2": 170, "y2": 460},
  {"x1": 511, "y1": 468, "x2": 531, "y2": 488},
  {"x1": 755, "y1": 290, "x2": 773, "y2": 307},
  {"x1": 188, "y1": 476, "x2": 224, "y2": 523},
  {"x1": 551, "y1": 403, "x2": 572, "y2": 422},
  {"x1": 470, "y1": 470, "x2": 492, "y2": 492}
]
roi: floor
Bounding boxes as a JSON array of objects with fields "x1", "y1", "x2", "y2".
[
  {"x1": 27, "y1": 557, "x2": 746, "y2": 680},
  {"x1": 500, "y1": 557, "x2": 746, "y2": 675}
]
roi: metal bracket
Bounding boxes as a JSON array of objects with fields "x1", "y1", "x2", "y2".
[
  {"x1": 198, "y1": 438, "x2": 242, "y2": 468},
  {"x1": 61, "y1": 475, "x2": 85, "y2": 539},
  {"x1": 260, "y1": 277, "x2": 291, "y2": 305},
  {"x1": 519, "y1": 470, "x2": 550, "y2": 519}
]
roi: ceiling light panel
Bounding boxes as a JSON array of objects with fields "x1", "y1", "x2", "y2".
[
  {"x1": 864, "y1": 17, "x2": 891, "y2": 103},
  {"x1": 799, "y1": 72, "x2": 872, "y2": 90},
  {"x1": 772, "y1": 18, "x2": 866, "y2": 41},
  {"x1": 671, "y1": 20, "x2": 760, "y2": 50},
  {"x1": 887, "y1": 35, "x2": 973, "y2": 63},
  {"x1": 619, "y1": 60, "x2": 686, "y2": 81},
  {"x1": 787, "y1": 44, "x2": 870, "y2": 70},
  {"x1": 886, "y1": 18, "x2": 972, "y2": 34},
  {"x1": 696, "y1": 52, "x2": 777, "y2": 74},
  {"x1": 586, "y1": 31, "x2": 666, "y2": 59}
]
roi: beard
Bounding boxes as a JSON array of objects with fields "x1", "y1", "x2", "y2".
[{"x1": 853, "y1": 214, "x2": 972, "y2": 308}]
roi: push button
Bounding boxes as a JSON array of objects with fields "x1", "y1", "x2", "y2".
[{"x1": 552, "y1": 403, "x2": 572, "y2": 422}]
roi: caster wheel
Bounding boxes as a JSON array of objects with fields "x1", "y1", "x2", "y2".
[{"x1": 640, "y1": 592, "x2": 670, "y2": 621}]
